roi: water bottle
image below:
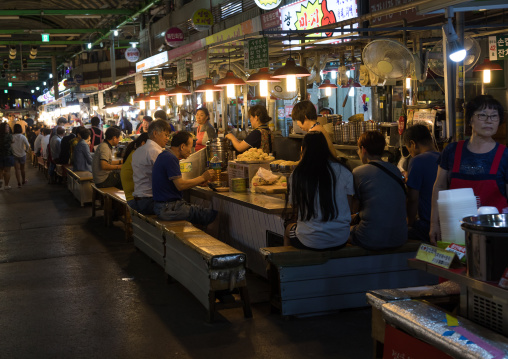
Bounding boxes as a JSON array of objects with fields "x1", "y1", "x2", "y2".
[{"x1": 209, "y1": 154, "x2": 222, "y2": 183}]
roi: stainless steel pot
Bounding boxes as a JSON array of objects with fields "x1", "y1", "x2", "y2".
[
  {"x1": 206, "y1": 138, "x2": 229, "y2": 170},
  {"x1": 461, "y1": 214, "x2": 508, "y2": 282}
]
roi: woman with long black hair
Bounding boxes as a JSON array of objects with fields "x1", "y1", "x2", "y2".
[{"x1": 283, "y1": 131, "x2": 354, "y2": 250}]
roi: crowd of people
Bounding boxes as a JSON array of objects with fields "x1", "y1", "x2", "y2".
[
  {"x1": 3, "y1": 94, "x2": 506, "y2": 254},
  {"x1": 283, "y1": 95, "x2": 507, "y2": 251}
]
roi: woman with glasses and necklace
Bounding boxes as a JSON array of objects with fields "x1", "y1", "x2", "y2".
[{"x1": 429, "y1": 95, "x2": 508, "y2": 244}]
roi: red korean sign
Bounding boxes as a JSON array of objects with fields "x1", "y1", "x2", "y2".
[{"x1": 165, "y1": 27, "x2": 184, "y2": 47}]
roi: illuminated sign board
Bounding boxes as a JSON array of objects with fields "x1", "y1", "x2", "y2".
[
  {"x1": 279, "y1": 0, "x2": 358, "y2": 47},
  {"x1": 255, "y1": 0, "x2": 282, "y2": 11},
  {"x1": 41, "y1": 33, "x2": 50, "y2": 42},
  {"x1": 136, "y1": 51, "x2": 168, "y2": 73}
]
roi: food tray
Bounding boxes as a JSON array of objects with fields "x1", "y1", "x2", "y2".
[{"x1": 236, "y1": 160, "x2": 273, "y2": 164}]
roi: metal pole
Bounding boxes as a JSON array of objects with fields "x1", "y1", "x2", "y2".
[
  {"x1": 51, "y1": 55, "x2": 59, "y2": 100},
  {"x1": 242, "y1": 84, "x2": 248, "y2": 131},
  {"x1": 110, "y1": 33, "x2": 116, "y2": 85},
  {"x1": 444, "y1": 7, "x2": 456, "y2": 140},
  {"x1": 455, "y1": 11, "x2": 465, "y2": 140}
]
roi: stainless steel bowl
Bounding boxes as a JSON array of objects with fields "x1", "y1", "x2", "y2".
[
  {"x1": 279, "y1": 164, "x2": 293, "y2": 173},
  {"x1": 270, "y1": 163, "x2": 279, "y2": 172}
]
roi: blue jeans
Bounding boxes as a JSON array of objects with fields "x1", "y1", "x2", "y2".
[
  {"x1": 127, "y1": 197, "x2": 154, "y2": 215},
  {"x1": 154, "y1": 200, "x2": 217, "y2": 226}
]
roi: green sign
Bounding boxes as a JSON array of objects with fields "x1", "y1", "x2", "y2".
[
  {"x1": 245, "y1": 37, "x2": 269, "y2": 70},
  {"x1": 489, "y1": 35, "x2": 508, "y2": 60},
  {"x1": 8, "y1": 82, "x2": 12, "y2": 87},
  {"x1": 41, "y1": 33, "x2": 50, "y2": 42},
  {"x1": 3, "y1": 90, "x2": 7, "y2": 93},
  {"x1": 143, "y1": 75, "x2": 160, "y2": 93}
]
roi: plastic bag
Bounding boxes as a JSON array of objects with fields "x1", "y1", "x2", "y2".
[{"x1": 256, "y1": 167, "x2": 279, "y2": 184}]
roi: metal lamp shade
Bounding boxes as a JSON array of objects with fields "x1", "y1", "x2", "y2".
[{"x1": 272, "y1": 58, "x2": 311, "y2": 78}]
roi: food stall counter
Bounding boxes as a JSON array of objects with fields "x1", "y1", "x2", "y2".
[{"x1": 187, "y1": 187, "x2": 286, "y2": 277}]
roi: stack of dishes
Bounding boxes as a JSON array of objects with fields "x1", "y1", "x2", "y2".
[{"x1": 437, "y1": 188, "x2": 478, "y2": 245}]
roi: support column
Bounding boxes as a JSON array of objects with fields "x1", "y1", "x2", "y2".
[
  {"x1": 110, "y1": 33, "x2": 116, "y2": 85},
  {"x1": 455, "y1": 11, "x2": 465, "y2": 140},
  {"x1": 51, "y1": 56, "x2": 59, "y2": 100}
]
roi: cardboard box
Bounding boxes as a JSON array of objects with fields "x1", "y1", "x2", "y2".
[{"x1": 227, "y1": 161, "x2": 270, "y2": 188}]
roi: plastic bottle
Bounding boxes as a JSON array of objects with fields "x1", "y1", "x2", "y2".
[{"x1": 209, "y1": 154, "x2": 222, "y2": 183}]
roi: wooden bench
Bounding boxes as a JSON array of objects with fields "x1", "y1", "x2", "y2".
[
  {"x1": 91, "y1": 185, "x2": 131, "y2": 240},
  {"x1": 55, "y1": 164, "x2": 70, "y2": 182},
  {"x1": 66, "y1": 169, "x2": 93, "y2": 206},
  {"x1": 130, "y1": 208, "x2": 252, "y2": 322},
  {"x1": 260, "y1": 240, "x2": 438, "y2": 317}
]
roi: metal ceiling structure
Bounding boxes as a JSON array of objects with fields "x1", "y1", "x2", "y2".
[{"x1": 0, "y1": 0, "x2": 163, "y2": 89}]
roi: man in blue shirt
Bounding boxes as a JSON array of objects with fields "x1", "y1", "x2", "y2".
[
  {"x1": 403, "y1": 124, "x2": 439, "y2": 242},
  {"x1": 152, "y1": 131, "x2": 216, "y2": 226}
]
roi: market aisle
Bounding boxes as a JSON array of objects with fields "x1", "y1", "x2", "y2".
[{"x1": 0, "y1": 163, "x2": 372, "y2": 358}]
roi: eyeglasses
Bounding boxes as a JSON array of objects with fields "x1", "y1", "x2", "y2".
[{"x1": 475, "y1": 113, "x2": 500, "y2": 122}]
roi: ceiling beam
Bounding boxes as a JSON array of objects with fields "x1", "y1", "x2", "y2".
[
  {"x1": 0, "y1": 29, "x2": 108, "y2": 35},
  {"x1": 0, "y1": 40, "x2": 134, "y2": 46},
  {"x1": 0, "y1": 9, "x2": 132, "y2": 16}
]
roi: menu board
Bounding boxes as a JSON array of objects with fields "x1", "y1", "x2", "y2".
[{"x1": 244, "y1": 37, "x2": 269, "y2": 70}]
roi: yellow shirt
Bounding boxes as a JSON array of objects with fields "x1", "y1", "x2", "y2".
[{"x1": 120, "y1": 151, "x2": 135, "y2": 202}]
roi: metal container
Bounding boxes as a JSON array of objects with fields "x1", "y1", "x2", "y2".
[
  {"x1": 334, "y1": 123, "x2": 350, "y2": 144},
  {"x1": 206, "y1": 138, "x2": 229, "y2": 171},
  {"x1": 270, "y1": 163, "x2": 279, "y2": 172},
  {"x1": 461, "y1": 214, "x2": 508, "y2": 282},
  {"x1": 231, "y1": 178, "x2": 248, "y2": 192}
]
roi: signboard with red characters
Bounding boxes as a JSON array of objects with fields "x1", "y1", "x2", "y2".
[
  {"x1": 279, "y1": 0, "x2": 358, "y2": 47},
  {"x1": 125, "y1": 47, "x2": 140, "y2": 63},
  {"x1": 165, "y1": 27, "x2": 184, "y2": 47}
]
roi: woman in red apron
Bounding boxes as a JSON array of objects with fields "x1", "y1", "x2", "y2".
[
  {"x1": 194, "y1": 107, "x2": 216, "y2": 151},
  {"x1": 430, "y1": 95, "x2": 508, "y2": 244}
]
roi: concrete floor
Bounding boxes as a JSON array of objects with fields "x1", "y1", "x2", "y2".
[{"x1": 0, "y1": 164, "x2": 373, "y2": 359}]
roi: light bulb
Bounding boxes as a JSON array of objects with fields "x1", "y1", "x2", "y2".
[
  {"x1": 159, "y1": 95, "x2": 166, "y2": 106},
  {"x1": 260, "y1": 80, "x2": 268, "y2": 97},
  {"x1": 349, "y1": 87, "x2": 355, "y2": 97},
  {"x1": 43, "y1": 82, "x2": 46, "y2": 86},
  {"x1": 227, "y1": 84, "x2": 235, "y2": 98},
  {"x1": 87, "y1": 43, "x2": 92, "y2": 49},
  {"x1": 287, "y1": 75, "x2": 296, "y2": 92},
  {"x1": 406, "y1": 77, "x2": 411, "y2": 89},
  {"x1": 150, "y1": 99, "x2": 155, "y2": 110},
  {"x1": 449, "y1": 49, "x2": 466, "y2": 62},
  {"x1": 325, "y1": 87, "x2": 331, "y2": 96},
  {"x1": 206, "y1": 89, "x2": 213, "y2": 103},
  {"x1": 130, "y1": 97, "x2": 134, "y2": 105},
  {"x1": 139, "y1": 101, "x2": 145, "y2": 110},
  {"x1": 331, "y1": 71, "x2": 337, "y2": 79},
  {"x1": 483, "y1": 69, "x2": 491, "y2": 84},
  {"x1": 176, "y1": 93, "x2": 183, "y2": 105},
  {"x1": 49, "y1": 74, "x2": 53, "y2": 78}
]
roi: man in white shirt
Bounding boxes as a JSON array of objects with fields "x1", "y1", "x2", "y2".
[
  {"x1": 41, "y1": 128, "x2": 51, "y2": 160},
  {"x1": 128, "y1": 120, "x2": 171, "y2": 214},
  {"x1": 34, "y1": 129, "x2": 45, "y2": 156}
]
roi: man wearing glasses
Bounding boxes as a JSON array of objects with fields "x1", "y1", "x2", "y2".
[
  {"x1": 129, "y1": 120, "x2": 171, "y2": 215},
  {"x1": 429, "y1": 95, "x2": 508, "y2": 244}
]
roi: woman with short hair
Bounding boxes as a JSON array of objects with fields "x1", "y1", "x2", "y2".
[{"x1": 429, "y1": 95, "x2": 508, "y2": 244}]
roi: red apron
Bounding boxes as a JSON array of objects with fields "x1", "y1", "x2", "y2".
[
  {"x1": 195, "y1": 129, "x2": 205, "y2": 151},
  {"x1": 449, "y1": 140, "x2": 507, "y2": 212}
]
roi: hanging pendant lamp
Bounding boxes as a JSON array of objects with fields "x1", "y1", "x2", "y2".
[
  {"x1": 272, "y1": 33, "x2": 310, "y2": 92},
  {"x1": 246, "y1": 68, "x2": 279, "y2": 97},
  {"x1": 195, "y1": 78, "x2": 222, "y2": 103},
  {"x1": 167, "y1": 85, "x2": 191, "y2": 106},
  {"x1": 216, "y1": 71, "x2": 245, "y2": 98},
  {"x1": 318, "y1": 79, "x2": 338, "y2": 97},
  {"x1": 473, "y1": 58, "x2": 502, "y2": 84}
]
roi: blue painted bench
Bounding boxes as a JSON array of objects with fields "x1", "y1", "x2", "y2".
[{"x1": 260, "y1": 240, "x2": 438, "y2": 317}]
